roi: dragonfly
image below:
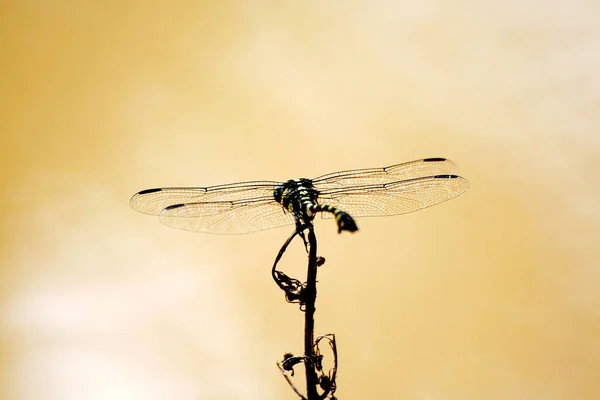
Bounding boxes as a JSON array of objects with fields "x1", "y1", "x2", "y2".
[{"x1": 129, "y1": 157, "x2": 469, "y2": 234}]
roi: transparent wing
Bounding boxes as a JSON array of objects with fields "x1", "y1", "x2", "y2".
[
  {"x1": 318, "y1": 174, "x2": 469, "y2": 218},
  {"x1": 313, "y1": 158, "x2": 459, "y2": 192},
  {"x1": 158, "y1": 197, "x2": 296, "y2": 234},
  {"x1": 129, "y1": 181, "x2": 280, "y2": 215},
  {"x1": 130, "y1": 158, "x2": 468, "y2": 234}
]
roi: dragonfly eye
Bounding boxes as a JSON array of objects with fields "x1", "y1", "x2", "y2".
[{"x1": 273, "y1": 185, "x2": 283, "y2": 203}]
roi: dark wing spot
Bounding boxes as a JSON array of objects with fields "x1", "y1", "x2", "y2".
[
  {"x1": 138, "y1": 188, "x2": 162, "y2": 195},
  {"x1": 164, "y1": 204, "x2": 186, "y2": 210},
  {"x1": 424, "y1": 157, "x2": 447, "y2": 162},
  {"x1": 433, "y1": 174, "x2": 460, "y2": 179}
]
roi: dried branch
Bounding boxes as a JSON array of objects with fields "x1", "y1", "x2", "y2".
[{"x1": 273, "y1": 223, "x2": 338, "y2": 399}]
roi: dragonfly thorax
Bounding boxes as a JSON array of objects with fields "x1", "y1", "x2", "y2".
[
  {"x1": 273, "y1": 178, "x2": 319, "y2": 217},
  {"x1": 273, "y1": 179, "x2": 358, "y2": 232}
]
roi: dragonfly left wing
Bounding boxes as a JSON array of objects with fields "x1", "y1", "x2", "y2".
[
  {"x1": 158, "y1": 197, "x2": 296, "y2": 234},
  {"x1": 130, "y1": 181, "x2": 280, "y2": 215}
]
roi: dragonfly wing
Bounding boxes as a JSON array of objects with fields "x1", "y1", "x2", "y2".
[
  {"x1": 130, "y1": 181, "x2": 280, "y2": 215},
  {"x1": 312, "y1": 158, "x2": 459, "y2": 191},
  {"x1": 158, "y1": 198, "x2": 296, "y2": 234},
  {"x1": 318, "y1": 174, "x2": 469, "y2": 218}
]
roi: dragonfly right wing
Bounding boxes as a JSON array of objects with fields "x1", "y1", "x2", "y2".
[
  {"x1": 318, "y1": 174, "x2": 469, "y2": 219},
  {"x1": 312, "y1": 158, "x2": 459, "y2": 191}
]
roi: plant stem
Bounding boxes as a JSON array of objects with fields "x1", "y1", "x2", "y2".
[{"x1": 304, "y1": 226, "x2": 319, "y2": 399}]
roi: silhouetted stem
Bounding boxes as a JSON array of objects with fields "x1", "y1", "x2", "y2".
[{"x1": 304, "y1": 226, "x2": 318, "y2": 399}]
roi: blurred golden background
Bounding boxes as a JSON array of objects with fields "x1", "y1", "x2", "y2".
[{"x1": 1, "y1": 1, "x2": 599, "y2": 399}]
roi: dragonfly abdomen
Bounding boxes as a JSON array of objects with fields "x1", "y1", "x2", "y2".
[{"x1": 305, "y1": 203, "x2": 358, "y2": 233}]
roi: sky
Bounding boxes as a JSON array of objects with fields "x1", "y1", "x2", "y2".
[{"x1": 1, "y1": 1, "x2": 599, "y2": 399}]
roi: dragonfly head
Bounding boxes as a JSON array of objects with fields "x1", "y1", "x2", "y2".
[
  {"x1": 273, "y1": 182, "x2": 287, "y2": 204},
  {"x1": 274, "y1": 179, "x2": 317, "y2": 208}
]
